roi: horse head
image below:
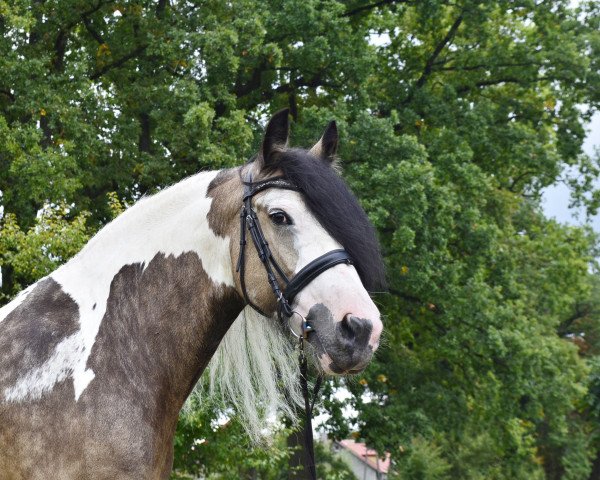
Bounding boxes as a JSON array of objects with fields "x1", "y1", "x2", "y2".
[{"x1": 211, "y1": 110, "x2": 385, "y2": 375}]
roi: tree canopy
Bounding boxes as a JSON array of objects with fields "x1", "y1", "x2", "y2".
[{"x1": 1, "y1": 0, "x2": 599, "y2": 478}]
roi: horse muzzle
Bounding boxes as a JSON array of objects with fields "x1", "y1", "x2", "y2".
[{"x1": 304, "y1": 305, "x2": 382, "y2": 375}]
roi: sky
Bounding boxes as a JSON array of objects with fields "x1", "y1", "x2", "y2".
[
  {"x1": 540, "y1": 0, "x2": 599, "y2": 229},
  {"x1": 542, "y1": 112, "x2": 600, "y2": 229}
]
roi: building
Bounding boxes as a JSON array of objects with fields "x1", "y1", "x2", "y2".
[{"x1": 334, "y1": 439, "x2": 391, "y2": 480}]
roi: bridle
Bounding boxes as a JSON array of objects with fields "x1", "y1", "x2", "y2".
[
  {"x1": 236, "y1": 173, "x2": 353, "y2": 330},
  {"x1": 235, "y1": 172, "x2": 354, "y2": 479}
]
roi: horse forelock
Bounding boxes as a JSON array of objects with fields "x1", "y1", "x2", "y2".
[{"x1": 260, "y1": 149, "x2": 387, "y2": 292}]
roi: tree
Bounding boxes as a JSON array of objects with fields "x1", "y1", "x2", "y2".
[{"x1": 1, "y1": 0, "x2": 599, "y2": 478}]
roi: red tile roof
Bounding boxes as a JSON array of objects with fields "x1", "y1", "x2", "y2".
[{"x1": 339, "y1": 439, "x2": 391, "y2": 474}]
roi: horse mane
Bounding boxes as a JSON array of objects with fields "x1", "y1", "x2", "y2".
[{"x1": 194, "y1": 307, "x2": 302, "y2": 442}]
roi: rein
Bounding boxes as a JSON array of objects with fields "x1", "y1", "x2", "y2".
[{"x1": 236, "y1": 173, "x2": 353, "y2": 479}]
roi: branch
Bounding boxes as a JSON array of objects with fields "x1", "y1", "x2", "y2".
[
  {"x1": 81, "y1": 0, "x2": 112, "y2": 17},
  {"x1": 436, "y1": 61, "x2": 542, "y2": 72},
  {"x1": 274, "y1": 76, "x2": 341, "y2": 93},
  {"x1": 235, "y1": 75, "x2": 339, "y2": 113},
  {"x1": 472, "y1": 77, "x2": 528, "y2": 87},
  {"x1": 156, "y1": 0, "x2": 168, "y2": 18},
  {"x1": 455, "y1": 76, "x2": 551, "y2": 94},
  {"x1": 508, "y1": 170, "x2": 537, "y2": 192},
  {"x1": 388, "y1": 288, "x2": 427, "y2": 305},
  {"x1": 58, "y1": 0, "x2": 113, "y2": 31},
  {"x1": 53, "y1": 30, "x2": 68, "y2": 72},
  {"x1": 90, "y1": 44, "x2": 148, "y2": 80},
  {"x1": 164, "y1": 65, "x2": 185, "y2": 78},
  {"x1": 234, "y1": 60, "x2": 269, "y2": 98},
  {"x1": 402, "y1": 11, "x2": 464, "y2": 104},
  {"x1": 414, "y1": 13, "x2": 464, "y2": 88},
  {"x1": 557, "y1": 305, "x2": 600, "y2": 337},
  {"x1": 41, "y1": 1, "x2": 111, "y2": 74},
  {"x1": 342, "y1": 0, "x2": 411, "y2": 17},
  {"x1": 388, "y1": 288, "x2": 492, "y2": 336},
  {"x1": 0, "y1": 89, "x2": 15, "y2": 102},
  {"x1": 138, "y1": 112, "x2": 152, "y2": 154},
  {"x1": 40, "y1": 114, "x2": 53, "y2": 149},
  {"x1": 234, "y1": 61, "x2": 341, "y2": 114},
  {"x1": 82, "y1": 16, "x2": 105, "y2": 44}
]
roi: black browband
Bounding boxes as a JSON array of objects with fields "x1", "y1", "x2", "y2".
[{"x1": 235, "y1": 174, "x2": 354, "y2": 324}]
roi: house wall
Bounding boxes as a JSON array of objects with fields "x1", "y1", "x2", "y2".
[{"x1": 337, "y1": 448, "x2": 386, "y2": 480}]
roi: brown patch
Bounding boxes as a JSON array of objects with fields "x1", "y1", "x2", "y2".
[
  {"x1": 207, "y1": 167, "x2": 299, "y2": 315},
  {"x1": 206, "y1": 168, "x2": 240, "y2": 238},
  {"x1": 0, "y1": 252, "x2": 243, "y2": 479}
]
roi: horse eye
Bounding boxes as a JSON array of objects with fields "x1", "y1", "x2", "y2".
[{"x1": 269, "y1": 211, "x2": 292, "y2": 226}]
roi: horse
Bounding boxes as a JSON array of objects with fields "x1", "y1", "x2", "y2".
[{"x1": 0, "y1": 109, "x2": 385, "y2": 479}]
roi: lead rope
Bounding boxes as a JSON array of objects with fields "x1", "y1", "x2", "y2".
[{"x1": 298, "y1": 332, "x2": 323, "y2": 480}]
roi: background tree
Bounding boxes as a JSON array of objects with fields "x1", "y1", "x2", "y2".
[{"x1": 1, "y1": 0, "x2": 599, "y2": 478}]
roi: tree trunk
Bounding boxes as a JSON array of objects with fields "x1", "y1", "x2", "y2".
[
  {"x1": 0, "y1": 264, "x2": 15, "y2": 306},
  {"x1": 139, "y1": 112, "x2": 153, "y2": 154},
  {"x1": 589, "y1": 448, "x2": 600, "y2": 480},
  {"x1": 287, "y1": 427, "x2": 312, "y2": 480}
]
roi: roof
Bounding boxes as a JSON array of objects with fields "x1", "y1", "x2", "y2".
[{"x1": 338, "y1": 439, "x2": 391, "y2": 474}]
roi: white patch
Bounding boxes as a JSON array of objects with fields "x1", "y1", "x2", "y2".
[
  {"x1": 257, "y1": 189, "x2": 341, "y2": 269},
  {"x1": 0, "y1": 283, "x2": 37, "y2": 324},
  {"x1": 5, "y1": 171, "x2": 234, "y2": 403},
  {"x1": 4, "y1": 333, "x2": 81, "y2": 401}
]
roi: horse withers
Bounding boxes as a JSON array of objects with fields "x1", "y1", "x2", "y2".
[{"x1": 0, "y1": 110, "x2": 385, "y2": 479}]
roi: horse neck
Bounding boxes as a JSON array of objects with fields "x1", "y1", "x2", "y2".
[{"x1": 49, "y1": 170, "x2": 243, "y2": 407}]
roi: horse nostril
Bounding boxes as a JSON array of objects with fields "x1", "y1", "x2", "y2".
[
  {"x1": 340, "y1": 314, "x2": 372, "y2": 342},
  {"x1": 327, "y1": 314, "x2": 376, "y2": 373},
  {"x1": 340, "y1": 314, "x2": 357, "y2": 340}
]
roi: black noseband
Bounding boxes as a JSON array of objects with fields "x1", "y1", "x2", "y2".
[
  {"x1": 284, "y1": 249, "x2": 352, "y2": 307},
  {"x1": 236, "y1": 173, "x2": 353, "y2": 321}
]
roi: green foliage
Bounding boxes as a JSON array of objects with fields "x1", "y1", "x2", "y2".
[
  {"x1": 391, "y1": 436, "x2": 451, "y2": 480},
  {"x1": 171, "y1": 397, "x2": 292, "y2": 479},
  {"x1": 1, "y1": 0, "x2": 600, "y2": 478},
  {"x1": 314, "y1": 442, "x2": 356, "y2": 480},
  {"x1": 0, "y1": 204, "x2": 90, "y2": 302}
]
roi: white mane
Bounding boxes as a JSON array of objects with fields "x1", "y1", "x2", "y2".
[{"x1": 194, "y1": 306, "x2": 303, "y2": 442}]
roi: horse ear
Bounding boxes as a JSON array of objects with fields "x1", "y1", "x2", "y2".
[
  {"x1": 261, "y1": 109, "x2": 290, "y2": 168},
  {"x1": 309, "y1": 121, "x2": 338, "y2": 163}
]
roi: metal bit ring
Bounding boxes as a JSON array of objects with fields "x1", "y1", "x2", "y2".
[{"x1": 288, "y1": 311, "x2": 313, "y2": 340}]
